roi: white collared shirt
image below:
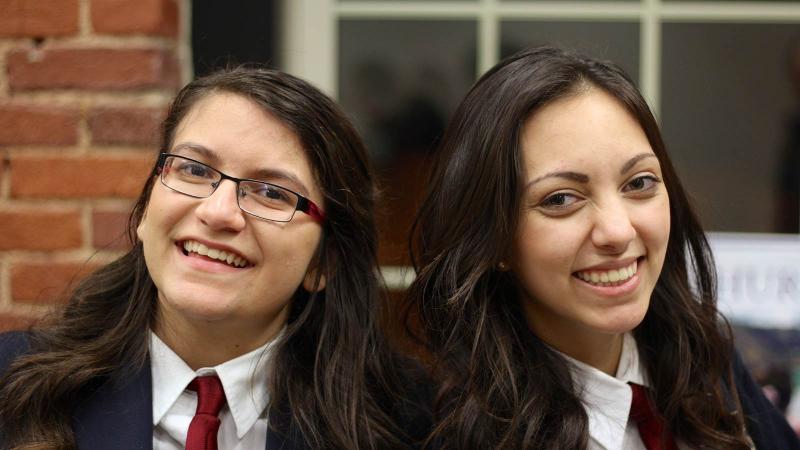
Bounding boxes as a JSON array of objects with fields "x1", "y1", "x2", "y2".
[
  {"x1": 150, "y1": 332, "x2": 274, "y2": 450},
  {"x1": 562, "y1": 332, "x2": 666, "y2": 450}
]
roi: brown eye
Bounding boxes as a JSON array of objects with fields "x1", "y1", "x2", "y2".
[
  {"x1": 539, "y1": 192, "x2": 581, "y2": 210},
  {"x1": 623, "y1": 175, "x2": 660, "y2": 192},
  {"x1": 178, "y1": 161, "x2": 215, "y2": 179}
]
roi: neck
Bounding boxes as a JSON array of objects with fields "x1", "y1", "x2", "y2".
[
  {"x1": 525, "y1": 311, "x2": 624, "y2": 375},
  {"x1": 552, "y1": 331, "x2": 624, "y2": 375},
  {"x1": 153, "y1": 306, "x2": 287, "y2": 370}
]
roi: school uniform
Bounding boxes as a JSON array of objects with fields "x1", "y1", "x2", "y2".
[
  {"x1": 0, "y1": 331, "x2": 430, "y2": 450},
  {"x1": 562, "y1": 333, "x2": 800, "y2": 450}
]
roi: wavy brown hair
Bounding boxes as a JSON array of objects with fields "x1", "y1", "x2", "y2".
[
  {"x1": 0, "y1": 67, "x2": 421, "y2": 449},
  {"x1": 409, "y1": 46, "x2": 751, "y2": 449}
]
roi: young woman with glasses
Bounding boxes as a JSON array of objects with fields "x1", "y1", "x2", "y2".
[
  {"x1": 408, "y1": 46, "x2": 799, "y2": 449},
  {"x1": 0, "y1": 68, "x2": 429, "y2": 449}
]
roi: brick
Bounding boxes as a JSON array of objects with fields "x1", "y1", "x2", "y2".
[
  {"x1": 92, "y1": 209, "x2": 132, "y2": 250},
  {"x1": 0, "y1": 209, "x2": 82, "y2": 250},
  {"x1": 91, "y1": 0, "x2": 178, "y2": 36},
  {"x1": 10, "y1": 154, "x2": 154, "y2": 199},
  {"x1": 8, "y1": 48, "x2": 180, "y2": 91},
  {"x1": 0, "y1": 312, "x2": 39, "y2": 332},
  {"x1": 0, "y1": 104, "x2": 79, "y2": 146},
  {"x1": 11, "y1": 261, "x2": 100, "y2": 305},
  {"x1": 88, "y1": 107, "x2": 164, "y2": 146},
  {"x1": 0, "y1": 0, "x2": 79, "y2": 37}
]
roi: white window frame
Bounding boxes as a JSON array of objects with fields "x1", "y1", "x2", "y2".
[
  {"x1": 281, "y1": 0, "x2": 800, "y2": 289},
  {"x1": 282, "y1": 0, "x2": 800, "y2": 115}
]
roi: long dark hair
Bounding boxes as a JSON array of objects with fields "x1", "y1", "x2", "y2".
[
  {"x1": 409, "y1": 46, "x2": 751, "y2": 449},
  {"x1": 0, "y1": 67, "x2": 416, "y2": 449}
]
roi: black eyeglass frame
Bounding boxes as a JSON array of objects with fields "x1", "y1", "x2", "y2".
[{"x1": 155, "y1": 152, "x2": 326, "y2": 223}]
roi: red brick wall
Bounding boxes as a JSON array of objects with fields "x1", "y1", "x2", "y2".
[{"x1": 0, "y1": 0, "x2": 189, "y2": 330}]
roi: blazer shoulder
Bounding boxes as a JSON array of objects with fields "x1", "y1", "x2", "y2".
[
  {"x1": 732, "y1": 351, "x2": 800, "y2": 450},
  {"x1": 0, "y1": 331, "x2": 32, "y2": 375}
]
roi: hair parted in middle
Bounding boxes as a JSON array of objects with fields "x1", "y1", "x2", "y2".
[{"x1": 408, "y1": 46, "x2": 751, "y2": 449}]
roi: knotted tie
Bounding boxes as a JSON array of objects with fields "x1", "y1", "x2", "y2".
[
  {"x1": 186, "y1": 375, "x2": 227, "y2": 450},
  {"x1": 629, "y1": 383, "x2": 677, "y2": 450}
]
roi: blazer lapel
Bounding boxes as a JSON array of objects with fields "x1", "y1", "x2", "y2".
[{"x1": 72, "y1": 361, "x2": 153, "y2": 450}]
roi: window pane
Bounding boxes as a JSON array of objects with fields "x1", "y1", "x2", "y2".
[
  {"x1": 503, "y1": 0, "x2": 638, "y2": 2},
  {"x1": 339, "y1": 19, "x2": 477, "y2": 265},
  {"x1": 661, "y1": 23, "x2": 799, "y2": 233},
  {"x1": 340, "y1": 0, "x2": 471, "y2": 2},
  {"x1": 667, "y1": 0, "x2": 796, "y2": 3},
  {"x1": 500, "y1": 20, "x2": 640, "y2": 85}
]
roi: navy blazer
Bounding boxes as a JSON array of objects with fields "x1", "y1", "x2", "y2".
[
  {"x1": 2, "y1": 330, "x2": 798, "y2": 450},
  {"x1": 731, "y1": 350, "x2": 800, "y2": 450},
  {"x1": 0, "y1": 332, "x2": 427, "y2": 450}
]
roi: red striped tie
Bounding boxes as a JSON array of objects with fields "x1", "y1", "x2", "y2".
[
  {"x1": 185, "y1": 375, "x2": 226, "y2": 450},
  {"x1": 629, "y1": 383, "x2": 677, "y2": 450}
]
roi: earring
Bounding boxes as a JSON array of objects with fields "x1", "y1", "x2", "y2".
[{"x1": 497, "y1": 261, "x2": 509, "y2": 271}]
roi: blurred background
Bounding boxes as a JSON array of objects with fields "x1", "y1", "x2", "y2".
[{"x1": 0, "y1": 0, "x2": 799, "y2": 431}]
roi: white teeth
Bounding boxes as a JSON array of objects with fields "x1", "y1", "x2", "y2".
[
  {"x1": 181, "y1": 240, "x2": 248, "y2": 268},
  {"x1": 576, "y1": 260, "x2": 638, "y2": 286}
]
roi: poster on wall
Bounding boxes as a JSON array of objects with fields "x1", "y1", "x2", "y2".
[{"x1": 709, "y1": 232, "x2": 800, "y2": 423}]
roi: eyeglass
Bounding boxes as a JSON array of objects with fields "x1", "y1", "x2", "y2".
[{"x1": 155, "y1": 153, "x2": 325, "y2": 223}]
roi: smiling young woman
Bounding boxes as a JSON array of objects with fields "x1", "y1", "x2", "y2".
[
  {"x1": 408, "y1": 47, "x2": 799, "y2": 449},
  {"x1": 0, "y1": 68, "x2": 430, "y2": 449}
]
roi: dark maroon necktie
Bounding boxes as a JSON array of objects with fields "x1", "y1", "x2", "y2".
[
  {"x1": 629, "y1": 383, "x2": 677, "y2": 450},
  {"x1": 186, "y1": 375, "x2": 227, "y2": 450}
]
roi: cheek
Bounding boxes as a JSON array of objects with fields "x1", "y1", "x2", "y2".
[
  {"x1": 513, "y1": 219, "x2": 580, "y2": 280},
  {"x1": 639, "y1": 197, "x2": 671, "y2": 252},
  {"x1": 255, "y1": 226, "x2": 323, "y2": 272},
  {"x1": 136, "y1": 189, "x2": 186, "y2": 244}
]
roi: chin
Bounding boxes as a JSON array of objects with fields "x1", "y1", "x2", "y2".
[
  {"x1": 598, "y1": 305, "x2": 649, "y2": 334},
  {"x1": 162, "y1": 289, "x2": 236, "y2": 319}
]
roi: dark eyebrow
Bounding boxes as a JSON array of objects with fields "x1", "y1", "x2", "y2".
[
  {"x1": 526, "y1": 171, "x2": 589, "y2": 189},
  {"x1": 525, "y1": 153, "x2": 659, "y2": 190},
  {"x1": 172, "y1": 143, "x2": 220, "y2": 162},
  {"x1": 171, "y1": 143, "x2": 312, "y2": 196},
  {"x1": 620, "y1": 153, "x2": 657, "y2": 175}
]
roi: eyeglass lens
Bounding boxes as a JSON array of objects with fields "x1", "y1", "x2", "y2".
[{"x1": 161, "y1": 155, "x2": 301, "y2": 222}]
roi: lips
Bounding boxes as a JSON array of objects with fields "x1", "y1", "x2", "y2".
[
  {"x1": 179, "y1": 239, "x2": 251, "y2": 268},
  {"x1": 574, "y1": 259, "x2": 638, "y2": 287}
]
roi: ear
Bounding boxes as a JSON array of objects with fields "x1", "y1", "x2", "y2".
[
  {"x1": 302, "y1": 265, "x2": 326, "y2": 292},
  {"x1": 135, "y1": 211, "x2": 148, "y2": 242},
  {"x1": 303, "y1": 237, "x2": 330, "y2": 293}
]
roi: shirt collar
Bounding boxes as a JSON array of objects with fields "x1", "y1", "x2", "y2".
[
  {"x1": 561, "y1": 333, "x2": 648, "y2": 450},
  {"x1": 150, "y1": 331, "x2": 277, "y2": 439}
]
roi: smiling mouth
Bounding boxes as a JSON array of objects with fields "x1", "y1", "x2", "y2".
[
  {"x1": 573, "y1": 258, "x2": 641, "y2": 287},
  {"x1": 178, "y1": 240, "x2": 252, "y2": 268}
]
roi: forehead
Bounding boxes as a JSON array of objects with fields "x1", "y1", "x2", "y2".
[
  {"x1": 519, "y1": 89, "x2": 654, "y2": 174},
  {"x1": 171, "y1": 92, "x2": 321, "y2": 198}
]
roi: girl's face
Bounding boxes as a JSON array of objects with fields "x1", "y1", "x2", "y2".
[
  {"x1": 511, "y1": 87, "x2": 670, "y2": 362},
  {"x1": 137, "y1": 92, "x2": 325, "y2": 346}
]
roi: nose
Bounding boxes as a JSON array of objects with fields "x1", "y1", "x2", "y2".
[
  {"x1": 590, "y1": 199, "x2": 636, "y2": 254},
  {"x1": 194, "y1": 180, "x2": 247, "y2": 232}
]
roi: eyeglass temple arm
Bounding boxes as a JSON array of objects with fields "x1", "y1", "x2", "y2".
[{"x1": 297, "y1": 197, "x2": 326, "y2": 223}]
